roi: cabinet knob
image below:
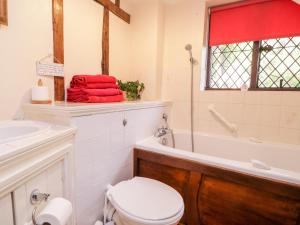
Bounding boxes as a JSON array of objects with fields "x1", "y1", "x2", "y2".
[{"x1": 123, "y1": 119, "x2": 127, "y2": 127}]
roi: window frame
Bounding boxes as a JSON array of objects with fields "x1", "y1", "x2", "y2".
[{"x1": 205, "y1": 16, "x2": 300, "y2": 92}]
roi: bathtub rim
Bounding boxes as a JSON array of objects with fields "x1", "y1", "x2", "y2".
[
  {"x1": 135, "y1": 136, "x2": 300, "y2": 186},
  {"x1": 172, "y1": 129, "x2": 300, "y2": 151}
]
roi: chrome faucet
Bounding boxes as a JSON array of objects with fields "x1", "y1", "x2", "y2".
[
  {"x1": 155, "y1": 127, "x2": 169, "y2": 137},
  {"x1": 155, "y1": 113, "x2": 171, "y2": 137},
  {"x1": 155, "y1": 113, "x2": 176, "y2": 148}
]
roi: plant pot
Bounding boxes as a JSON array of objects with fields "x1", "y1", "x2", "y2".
[{"x1": 125, "y1": 92, "x2": 140, "y2": 101}]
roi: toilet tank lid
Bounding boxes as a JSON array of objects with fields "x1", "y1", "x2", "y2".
[{"x1": 108, "y1": 177, "x2": 184, "y2": 221}]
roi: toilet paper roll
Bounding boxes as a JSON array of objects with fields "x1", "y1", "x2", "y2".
[
  {"x1": 32, "y1": 86, "x2": 50, "y2": 101},
  {"x1": 37, "y1": 198, "x2": 72, "y2": 225}
]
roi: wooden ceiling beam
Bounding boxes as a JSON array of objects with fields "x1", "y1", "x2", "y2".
[{"x1": 94, "y1": 0, "x2": 130, "y2": 24}]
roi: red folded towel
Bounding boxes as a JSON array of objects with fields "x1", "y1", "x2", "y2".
[
  {"x1": 67, "y1": 88, "x2": 122, "y2": 96},
  {"x1": 67, "y1": 94, "x2": 124, "y2": 103},
  {"x1": 87, "y1": 95, "x2": 124, "y2": 103},
  {"x1": 68, "y1": 75, "x2": 123, "y2": 103},
  {"x1": 70, "y1": 83, "x2": 119, "y2": 89},
  {"x1": 71, "y1": 75, "x2": 117, "y2": 88}
]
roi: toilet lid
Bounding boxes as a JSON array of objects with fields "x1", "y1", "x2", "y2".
[{"x1": 108, "y1": 177, "x2": 184, "y2": 221}]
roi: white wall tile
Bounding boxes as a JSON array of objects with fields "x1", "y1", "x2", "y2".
[
  {"x1": 260, "y1": 92, "x2": 282, "y2": 105},
  {"x1": 243, "y1": 92, "x2": 262, "y2": 105},
  {"x1": 72, "y1": 107, "x2": 167, "y2": 225},
  {"x1": 260, "y1": 126, "x2": 280, "y2": 143},
  {"x1": 281, "y1": 92, "x2": 300, "y2": 106},
  {"x1": 279, "y1": 128, "x2": 300, "y2": 145},
  {"x1": 280, "y1": 106, "x2": 300, "y2": 129},
  {"x1": 238, "y1": 124, "x2": 260, "y2": 139},
  {"x1": 259, "y1": 106, "x2": 281, "y2": 127},
  {"x1": 170, "y1": 88, "x2": 300, "y2": 144},
  {"x1": 241, "y1": 105, "x2": 261, "y2": 126}
]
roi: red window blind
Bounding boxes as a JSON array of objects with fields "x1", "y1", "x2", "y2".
[{"x1": 209, "y1": 0, "x2": 300, "y2": 46}]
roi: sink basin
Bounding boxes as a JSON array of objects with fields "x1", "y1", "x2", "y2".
[{"x1": 0, "y1": 121, "x2": 50, "y2": 144}]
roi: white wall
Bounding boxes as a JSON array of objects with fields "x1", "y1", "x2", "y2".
[
  {"x1": 64, "y1": 0, "x2": 133, "y2": 85},
  {"x1": 0, "y1": 0, "x2": 133, "y2": 120},
  {"x1": 0, "y1": 0, "x2": 54, "y2": 120},
  {"x1": 129, "y1": 0, "x2": 165, "y2": 100}
]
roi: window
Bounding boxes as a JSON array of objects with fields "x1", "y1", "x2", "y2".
[
  {"x1": 258, "y1": 37, "x2": 300, "y2": 89},
  {"x1": 207, "y1": 37, "x2": 300, "y2": 90},
  {"x1": 209, "y1": 42, "x2": 253, "y2": 89},
  {"x1": 207, "y1": 0, "x2": 300, "y2": 90}
]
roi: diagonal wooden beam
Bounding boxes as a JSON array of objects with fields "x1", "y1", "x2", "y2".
[{"x1": 94, "y1": 0, "x2": 130, "y2": 24}]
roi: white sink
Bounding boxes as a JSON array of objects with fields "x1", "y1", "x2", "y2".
[{"x1": 0, "y1": 121, "x2": 50, "y2": 144}]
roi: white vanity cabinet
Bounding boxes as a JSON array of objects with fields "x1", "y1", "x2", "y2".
[
  {"x1": 13, "y1": 161, "x2": 65, "y2": 225},
  {"x1": 0, "y1": 194, "x2": 14, "y2": 225},
  {"x1": 0, "y1": 123, "x2": 75, "y2": 225}
]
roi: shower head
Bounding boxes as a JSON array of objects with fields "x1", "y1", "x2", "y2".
[
  {"x1": 185, "y1": 44, "x2": 192, "y2": 51},
  {"x1": 185, "y1": 44, "x2": 198, "y2": 65},
  {"x1": 185, "y1": 44, "x2": 193, "y2": 59}
]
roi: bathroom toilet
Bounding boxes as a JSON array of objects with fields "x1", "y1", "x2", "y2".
[{"x1": 106, "y1": 177, "x2": 184, "y2": 225}]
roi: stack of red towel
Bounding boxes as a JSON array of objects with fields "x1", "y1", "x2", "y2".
[{"x1": 67, "y1": 75, "x2": 124, "y2": 103}]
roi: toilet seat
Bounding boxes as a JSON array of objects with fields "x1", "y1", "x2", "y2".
[{"x1": 107, "y1": 177, "x2": 184, "y2": 225}]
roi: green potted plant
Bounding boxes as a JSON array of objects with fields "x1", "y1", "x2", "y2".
[{"x1": 118, "y1": 80, "x2": 145, "y2": 101}]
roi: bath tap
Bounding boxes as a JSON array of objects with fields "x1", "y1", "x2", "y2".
[
  {"x1": 155, "y1": 113, "x2": 176, "y2": 148},
  {"x1": 155, "y1": 127, "x2": 170, "y2": 137},
  {"x1": 155, "y1": 113, "x2": 171, "y2": 137}
]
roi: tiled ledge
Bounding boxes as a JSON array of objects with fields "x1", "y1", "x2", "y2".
[{"x1": 22, "y1": 101, "x2": 172, "y2": 118}]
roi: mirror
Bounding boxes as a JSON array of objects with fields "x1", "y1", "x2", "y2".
[{"x1": 0, "y1": 0, "x2": 7, "y2": 25}]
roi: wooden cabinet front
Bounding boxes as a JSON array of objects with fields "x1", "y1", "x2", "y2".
[
  {"x1": 134, "y1": 149, "x2": 300, "y2": 225},
  {"x1": 198, "y1": 176, "x2": 300, "y2": 225}
]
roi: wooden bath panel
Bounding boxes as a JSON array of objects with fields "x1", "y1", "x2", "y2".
[{"x1": 134, "y1": 149, "x2": 300, "y2": 225}]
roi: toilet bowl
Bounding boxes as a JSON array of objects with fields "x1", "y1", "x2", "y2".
[{"x1": 106, "y1": 177, "x2": 184, "y2": 225}]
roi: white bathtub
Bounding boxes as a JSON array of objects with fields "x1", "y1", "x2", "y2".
[
  {"x1": 0, "y1": 121, "x2": 51, "y2": 144},
  {"x1": 135, "y1": 130, "x2": 300, "y2": 185}
]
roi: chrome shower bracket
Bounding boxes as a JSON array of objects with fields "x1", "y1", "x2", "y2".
[{"x1": 162, "y1": 113, "x2": 168, "y2": 123}]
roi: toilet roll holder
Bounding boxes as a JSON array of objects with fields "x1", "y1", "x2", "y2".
[{"x1": 30, "y1": 189, "x2": 50, "y2": 225}]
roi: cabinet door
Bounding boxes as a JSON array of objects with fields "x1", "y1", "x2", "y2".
[
  {"x1": 0, "y1": 194, "x2": 14, "y2": 225},
  {"x1": 13, "y1": 161, "x2": 64, "y2": 225},
  {"x1": 198, "y1": 176, "x2": 300, "y2": 225}
]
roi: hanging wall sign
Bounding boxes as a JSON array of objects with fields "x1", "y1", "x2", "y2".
[
  {"x1": 36, "y1": 62, "x2": 64, "y2": 77},
  {"x1": 36, "y1": 54, "x2": 64, "y2": 77}
]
